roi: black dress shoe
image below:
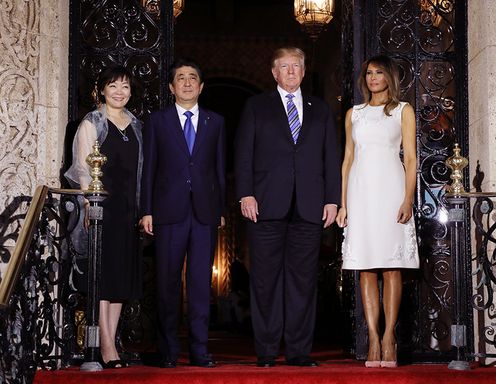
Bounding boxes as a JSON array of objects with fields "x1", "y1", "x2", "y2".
[
  {"x1": 100, "y1": 359, "x2": 129, "y2": 369},
  {"x1": 190, "y1": 354, "x2": 217, "y2": 368},
  {"x1": 160, "y1": 360, "x2": 177, "y2": 368},
  {"x1": 286, "y1": 356, "x2": 319, "y2": 367},
  {"x1": 256, "y1": 356, "x2": 276, "y2": 367}
]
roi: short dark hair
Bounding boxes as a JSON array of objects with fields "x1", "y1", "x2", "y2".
[
  {"x1": 169, "y1": 58, "x2": 203, "y2": 84},
  {"x1": 96, "y1": 65, "x2": 137, "y2": 105}
]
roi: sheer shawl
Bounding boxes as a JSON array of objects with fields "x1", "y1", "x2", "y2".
[{"x1": 64, "y1": 105, "x2": 144, "y2": 216}]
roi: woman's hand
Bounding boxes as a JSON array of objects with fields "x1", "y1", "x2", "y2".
[
  {"x1": 397, "y1": 201, "x2": 413, "y2": 224},
  {"x1": 336, "y1": 207, "x2": 348, "y2": 228}
]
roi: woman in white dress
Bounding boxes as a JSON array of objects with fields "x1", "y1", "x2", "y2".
[{"x1": 336, "y1": 55, "x2": 419, "y2": 368}]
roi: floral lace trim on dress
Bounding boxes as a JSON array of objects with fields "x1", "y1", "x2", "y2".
[
  {"x1": 390, "y1": 220, "x2": 418, "y2": 262},
  {"x1": 351, "y1": 104, "x2": 367, "y2": 124},
  {"x1": 341, "y1": 227, "x2": 356, "y2": 263},
  {"x1": 352, "y1": 103, "x2": 405, "y2": 126}
]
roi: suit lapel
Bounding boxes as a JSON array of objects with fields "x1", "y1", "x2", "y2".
[
  {"x1": 192, "y1": 108, "x2": 208, "y2": 155},
  {"x1": 165, "y1": 106, "x2": 190, "y2": 156},
  {"x1": 296, "y1": 95, "x2": 313, "y2": 145}
]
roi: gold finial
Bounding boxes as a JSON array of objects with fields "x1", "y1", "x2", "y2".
[
  {"x1": 85, "y1": 140, "x2": 107, "y2": 192},
  {"x1": 446, "y1": 143, "x2": 468, "y2": 195}
]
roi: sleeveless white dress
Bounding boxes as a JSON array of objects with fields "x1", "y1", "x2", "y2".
[{"x1": 341, "y1": 102, "x2": 419, "y2": 270}]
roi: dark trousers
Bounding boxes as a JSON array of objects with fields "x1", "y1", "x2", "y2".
[
  {"x1": 247, "y1": 208, "x2": 322, "y2": 359},
  {"x1": 154, "y1": 208, "x2": 217, "y2": 361}
]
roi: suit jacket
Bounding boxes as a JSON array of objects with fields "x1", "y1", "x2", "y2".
[
  {"x1": 141, "y1": 105, "x2": 226, "y2": 226},
  {"x1": 235, "y1": 90, "x2": 341, "y2": 224}
]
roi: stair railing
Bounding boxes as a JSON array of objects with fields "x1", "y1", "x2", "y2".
[
  {"x1": 445, "y1": 144, "x2": 496, "y2": 369},
  {"x1": 0, "y1": 141, "x2": 108, "y2": 382}
]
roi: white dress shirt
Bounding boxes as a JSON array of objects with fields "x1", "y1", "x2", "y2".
[
  {"x1": 277, "y1": 85, "x2": 303, "y2": 124},
  {"x1": 175, "y1": 103, "x2": 199, "y2": 132}
]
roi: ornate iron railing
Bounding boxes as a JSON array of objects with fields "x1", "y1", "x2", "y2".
[
  {"x1": 470, "y1": 191, "x2": 496, "y2": 363},
  {"x1": 442, "y1": 146, "x2": 496, "y2": 368},
  {"x1": 0, "y1": 186, "x2": 85, "y2": 383},
  {"x1": 445, "y1": 190, "x2": 496, "y2": 367}
]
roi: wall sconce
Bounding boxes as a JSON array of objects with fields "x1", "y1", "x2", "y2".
[
  {"x1": 294, "y1": 0, "x2": 335, "y2": 41},
  {"x1": 141, "y1": 0, "x2": 185, "y2": 19}
]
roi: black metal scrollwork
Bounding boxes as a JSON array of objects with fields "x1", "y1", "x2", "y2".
[
  {"x1": 69, "y1": 0, "x2": 175, "y2": 352},
  {"x1": 471, "y1": 195, "x2": 496, "y2": 354},
  {"x1": 350, "y1": 0, "x2": 468, "y2": 360},
  {"x1": 74, "y1": 0, "x2": 166, "y2": 120},
  {"x1": 0, "y1": 192, "x2": 84, "y2": 383}
]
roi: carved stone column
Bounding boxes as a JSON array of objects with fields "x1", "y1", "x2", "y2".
[
  {"x1": 468, "y1": 1, "x2": 496, "y2": 364},
  {"x1": 468, "y1": 2, "x2": 496, "y2": 193},
  {"x1": 0, "y1": 1, "x2": 68, "y2": 244}
]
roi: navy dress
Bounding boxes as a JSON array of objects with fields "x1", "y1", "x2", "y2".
[{"x1": 99, "y1": 120, "x2": 141, "y2": 301}]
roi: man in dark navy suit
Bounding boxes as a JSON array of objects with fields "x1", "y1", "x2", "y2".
[
  {"x1": 141, "y1": 58, "x2": 225, "y2": 368},
  {"x1": 235, "y1": 47, "x2": 341, "y2": 367}
]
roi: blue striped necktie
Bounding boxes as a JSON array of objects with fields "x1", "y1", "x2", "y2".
[
  {"x1": 286, "y1": 94, "x2": 300, "y2": 143},
  {"x1": 183, "y1": 111, "x2": 195, "y2": 154}
]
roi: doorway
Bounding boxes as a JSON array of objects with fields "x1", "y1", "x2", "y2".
[
  {"x1": 173, "y1": 0, "x2": 346, "y2": 349},
  {"x1": 68, "y1": 0, "x2": 470, "y2": 363}
]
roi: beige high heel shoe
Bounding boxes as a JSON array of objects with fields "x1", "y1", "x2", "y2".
[
  {"x1": 365, "y1": 360, "x2": 381, "y2": 368},
  {"x1": 380, "y1": 339, "x2": 397, "y2": 368},
  {"x1": 365, "y1": 340, "x2": 381, "y2": 368}
]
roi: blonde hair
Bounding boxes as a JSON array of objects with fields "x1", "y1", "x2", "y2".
[
  {"x1": 271, "y1": 47, "x2": 306, "y2": 68},
  {"x1": 358, "y1": 55, "x2": 400, "y2": 116}
]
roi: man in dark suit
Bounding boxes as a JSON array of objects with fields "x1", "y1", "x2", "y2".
[
  {"x1": 235, "y1": 47, "x2": 341, "y2": 367},
  {"x1": 141, "y1": 58, "x2": 225, "y2": 368}
]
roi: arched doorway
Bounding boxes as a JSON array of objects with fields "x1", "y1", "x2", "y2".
[{"x1": 173, "y1": 0, "x2": 347, "y2": 353}]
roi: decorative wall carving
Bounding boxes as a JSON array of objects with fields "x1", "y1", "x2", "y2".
[
  {"x1": 468, "y1": 0, "x2": 496, "y2": 364},
  {"x1": 0, "y1": 1, "x2": 40, "y2": 210},
  {"x1": 0, "y1": 0, "x2": 68, "y2": 283}
]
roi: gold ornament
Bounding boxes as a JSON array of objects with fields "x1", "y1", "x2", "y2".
[
  {"x1": 86, "y1": 141, "x2": 107, "y2": 192},
  {"x1": 446, "y1": 143, "x2": 468, "y2": 195}
]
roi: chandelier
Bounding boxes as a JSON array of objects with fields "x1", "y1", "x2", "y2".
[
  {"x1": 141, "y1": 0, "x2": 185, "y2": 19},
  {"x1": 294, "y1": 0, "x2": 335, "y2": 41}
]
